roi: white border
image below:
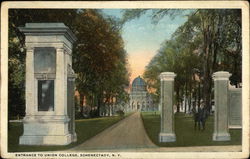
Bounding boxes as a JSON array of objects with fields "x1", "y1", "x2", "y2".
[{"x1": 1, "y1": 1, "x2": 249, "y2": 159}]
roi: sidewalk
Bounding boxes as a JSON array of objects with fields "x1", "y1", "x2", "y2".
[{"x1": 70, "y1": 145, "x2": 241, "y2": 152}]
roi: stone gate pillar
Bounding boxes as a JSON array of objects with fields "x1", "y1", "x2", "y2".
[
  {"x1": 159, "y1": 72, "x2": 176, "y2": 142},
  {"x1": 19, "y1": 23, "x2": 77, "y2": 145},
  {"x1": 212, "y1": 71, "x2": 231, "y2": 141}
]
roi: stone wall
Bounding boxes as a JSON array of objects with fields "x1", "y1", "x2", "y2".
[{"x1": 228, "y1": 87, "x2": 242, "y2": 128}]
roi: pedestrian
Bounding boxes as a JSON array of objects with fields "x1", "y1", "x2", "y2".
[{"x1": 194, "y1": 101, "x2": 207, "y2": 131}]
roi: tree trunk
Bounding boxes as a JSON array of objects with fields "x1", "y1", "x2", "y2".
[
  {"x1": 97, "y1": 93, "x2": 103, "y2": 117},
  {"x1": 188, "y1": 80, "x2": 192, "y2": 113},
  {"x1": 176, "y1": 88, "x2": 180, "y2": 112},
  {"x1": 198, "y1": 82, "x2": 201, "y2": 108},
  {"x1": 194, "y1": 86, "x2": 197, "y2": 110},
  {"x1": 80, "y1": 95, "x2": 84, "y2": 114},
  {"x1": 184, "y1": 75, "x2": 188, "y2": 113},
  {"x1": 203, "y1": 55, "x2": 212, "y2": 113}
]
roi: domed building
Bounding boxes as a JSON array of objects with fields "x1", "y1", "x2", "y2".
[{"x1": 128, "y1": 76, "x2": 153, "y2": 112}]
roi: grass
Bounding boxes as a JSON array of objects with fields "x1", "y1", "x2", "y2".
[
  {"x1": 8, "y1": 115, "x2": 128, "y2": 152},
  {"x1": 141, "y1": 111, "x2": 242, "y2": 147}
]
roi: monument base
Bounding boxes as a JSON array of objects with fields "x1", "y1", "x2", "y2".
[
  {"x1": 213, "y1": 132, "x2": 231, "y2": 141},
  {"x1": 19, "y1": 116, "x2": 77, "y2": 145},
  {"x1": 19, "y1": 134, "x2": 74, "y2": 145},
  {"x1": 159, "y1": 132, "x2": 176, "y2": 142}
]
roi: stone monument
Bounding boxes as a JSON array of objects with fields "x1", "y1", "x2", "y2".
[
  {"x1": 159, "y1": 72, "x2": 176, "y2": 142},
  {"x1": 212, "y1": 71, "x2": 231, "y2": 141},
  {"x1": 19, "y1": 23, "x2": 77, "y2": 145}
]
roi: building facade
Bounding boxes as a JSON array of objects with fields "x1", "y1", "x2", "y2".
[{"x1": 128, "y1": 76, "x2": 153, "y2": 112}]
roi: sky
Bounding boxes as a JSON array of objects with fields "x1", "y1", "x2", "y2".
[{"x1": 102, "y1": 9, "x2": 188, "y2": 83}]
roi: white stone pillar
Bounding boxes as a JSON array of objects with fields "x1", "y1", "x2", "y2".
[
  {"x1": 159, "y1": 72, "x2": 176, "y2": 142},
  {"x1": 55, "y1": 48, "x2": 65, "y2": 115},
  {"x1": 213, "y1": 71, "x2": 231, "y2": 141},
  {"x1": 25, "y1": 48, "x2": 35, "y2": 116}
]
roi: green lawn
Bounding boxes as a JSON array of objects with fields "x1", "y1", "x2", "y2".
[
  {"x1": 8, "y1": 115, "x2": 127, "y2": 152},
  {"x1": 141, "y1": 112, "x2": 242, "y2": 147}
]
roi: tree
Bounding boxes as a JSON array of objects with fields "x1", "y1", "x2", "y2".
[
  {"x1": 72, "y1": 10, "x2": 130, "y2": 116},
  {"x1": 123, "y1": 9, "x2": 242, "y2": 113}
]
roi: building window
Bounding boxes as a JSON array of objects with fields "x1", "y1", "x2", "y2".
[{"x1": 38, "y1": 80, "x2": 54, "y2": 111}]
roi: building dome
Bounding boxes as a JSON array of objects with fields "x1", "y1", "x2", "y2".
[{"x1": 132, "y1": 76, "x2": 147, "y2": 91}]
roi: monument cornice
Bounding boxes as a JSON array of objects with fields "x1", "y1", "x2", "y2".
[{"x1": 19, "y1": 23, "x2": 77, "y2": 44}]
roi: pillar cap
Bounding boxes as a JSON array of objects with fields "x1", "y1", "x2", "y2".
[
  {"x1": 159, "y1": 72, "x2": 176, "y2": 81},
  {"x1": 213, "y1": 71, "x2": 231, "y2": 80},
  {"x1": 19, "y1": 23, "x2": 77, "y2": 43}
]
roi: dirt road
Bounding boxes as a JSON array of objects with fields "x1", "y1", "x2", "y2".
[{"x1": 71, "y1": 112, "x2": 156, "y2": 151}]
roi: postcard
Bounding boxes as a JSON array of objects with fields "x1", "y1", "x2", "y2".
[{"x1": 1, "y1": 1, "x2": 249, "y2": 159}]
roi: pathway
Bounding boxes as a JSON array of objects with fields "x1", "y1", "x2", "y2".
[
  {"x1": 69, "y1": 112, "x2": 241, "y2": 152},
  {"x1": 70, "y1": 112, "x2": 157, "y2": 151}
]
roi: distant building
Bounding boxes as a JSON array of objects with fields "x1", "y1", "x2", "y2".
[{"x1": 127, "y1": 76, "x2": 154, "y2": 112}]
